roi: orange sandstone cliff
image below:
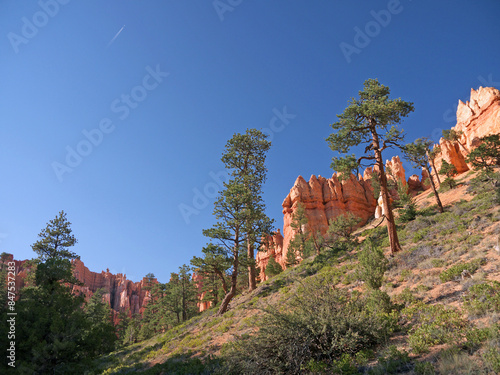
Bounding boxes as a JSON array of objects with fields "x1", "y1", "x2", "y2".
[
  {"x1": 257, "y1": 162, "x2": 416, "y2": 281},
  {"x1": 258, "y1": 172, "x2": 383, "y2": 281},
  {"x1": 6, "y1": 255, "x2": 154, "y2": 321},
  {"x1": 435, "y1": 86, "x2": 500, "y2": 175},
  {"x1": 70, "y1": 259, "x2": 155, "y2": 318}
]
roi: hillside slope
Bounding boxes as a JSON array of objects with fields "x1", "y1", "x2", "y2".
[{"x1": 92, "y1": 170, "x2": 500, "y2": 374}]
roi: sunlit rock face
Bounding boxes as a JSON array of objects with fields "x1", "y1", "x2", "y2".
[
  {"x1": 8, "y1": 255, "x2": 154, "y2": 323},
  {"x1": 259, "y1": 172, "x2": 380, "y2": 278},
  {"x1": 434, "y1": 86, "x2": 500, "y2": 176},
  {"x1": 70, "y1": 259, "x2": 154, "y2": 319}
]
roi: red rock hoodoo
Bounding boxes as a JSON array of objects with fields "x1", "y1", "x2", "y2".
[
  {"x1": 7, "y1": 255, "x2": 155, "y2": 322},
  {"x1": 70, "y1": 259, "x2": 155, "y2": 319},
  {"x1": 258, "y1": 173, "x2": 380, "y2": 281},
  {"x1": 434, "y1": 86, "x2": 500, "y2": 175}
]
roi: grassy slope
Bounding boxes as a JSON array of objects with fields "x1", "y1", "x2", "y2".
[{"x1": 94, "y1": 171, "x2": 500, "y2": 374}]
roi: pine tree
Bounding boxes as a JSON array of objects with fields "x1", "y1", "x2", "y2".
[
  {"x1": 439, "y1": 160, "x2": 458, "y2": 190},
  {"x1": 190, "y1": 243, "x2": 231, "y2": 297},
  {"x1": 83, "y1": 289, "x2": 117, "y2": 354},
  {"x1": 327, "y1": 79, "x2": 414, "y2": 254},
  {"x1": 220, "y1": 129, "x2": 273, "y2": 291},
  {"x1": 357, "y1": 241, "x2": 388, "y2": 290},
  {"x1": 286, "y1": 202, "x2": 312, "y2": 263},
  {"x1": 16, "y1": 212, "x2": 114, "y2": 373},
  {"x1": 264, "y1": 256, "x2": 283, "y2": 278},
  {"x1": 31, "y1": 211, "x2": 78, "y2": 261},
  {"x1": 116, "y1": 311, "x2": 130, "y2": 345},
  {"x1": 466, "y1": 134, "x2": 500, "y2": 173},
  {"x1": 285, "y1": 243, "x2": 299, "y2": 267},
  {"x1": 442, "y1": 129, "x2": 467, "y2": 152},
  {"x1": 395, "y1": 180, "x2": 418, "y2": 222},
  {"x1": 402, "y1": 138, "x2": 444, "y2": 213},
  {"x1": 428, "y1": 144, "x2": 442, "y2": 185},
  {"x1": 326, "y1": 213, "x2": 361, "y2": 244},
  {"x1": 204, "y1": 129, "x2": 273, "y2": 315},
  {"x1": 139, "y1": 282, "x2": 168, "y2": 340},
  {"x1": 177, "y1": 265, "x2": 198, "y2": 322}
]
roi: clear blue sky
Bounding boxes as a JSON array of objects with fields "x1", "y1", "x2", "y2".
[{"x1": 1, "y1": 1, "x2": 499, "y2": 282}]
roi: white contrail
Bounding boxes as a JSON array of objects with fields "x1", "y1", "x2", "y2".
[{"x1": 107, "y1": 25, "x2": 125, "y2": 48}]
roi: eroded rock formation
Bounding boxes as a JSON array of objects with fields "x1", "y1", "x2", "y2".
[
  {"x1": 193, "y1": 272, "x2": 211, "y2": 312},
  {"x1": 257, "y1": 173, "x2": 380, "y2": 281},
  {"x1": 386, "y1": 156, "x2": 406, "y2": 186},
  {"x1": 70, "y1": 259, "x2": 155, "y2": 318},
  {"x1": 256, "y1": 229, "x2": 284, "y2": 281},
  {"x1": 6, "y1": 255, "x2": 154, "y2": 321},
  {"x1": 435, "y1": 86, "x2": 500, "y2": 175}
]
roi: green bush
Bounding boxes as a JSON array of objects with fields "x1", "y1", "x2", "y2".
[
  {"x1": 439, "y1": 258, "x2": 486, "y2": 283},
  {"x1": 414, "y1": 361, "x2": 435, "y2": 375},
  {"x1": 392, "y1": 287, "x2": 417, "y2": 307},
  {"x1": 368, "y1": 345, "x2": 411, "y2": 375},
  {"x1": 439, "y1": 177, "x2": 457, "y2": 191},
  {"x1": 430, "y1": 258, "x2": 446, "y2": 268},
  {"x1": 219, "y1": 275, "x2": 396, "y2": 374},
  {"x1": 363, "y1": 289, "x2": 393, "y2": 315},
  {"x1": 264, "y1": 255, "x2": 283, "y2": 278},
  {"x1": 464, "y1": 325, "x2": 498, "y2": 350},
  {"x1": 484, "y1": 346, "x2": 500, "y2": 373},
  {"x1": 401, "y1": 302, "x2": 468, "y2": 354},
  {"x1": 463, "y1": 281, "x2": 500, "y2": 316},
  {"x1": 357, "y1": 242, "x2": 388, "y2": 290},
  {"x1": 413, "y1": 228, "x2": 430, "y2": 242},
  {"x1": 399, "y1": 202, "x2": 418, "y2": 223},
  {"x1": 399, "y1": 269, "x2": 412, "y2": 281}
]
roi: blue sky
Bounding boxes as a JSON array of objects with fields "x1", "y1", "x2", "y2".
[{"x1": 1, "y1": 0, "x2": 499, "y2": 282}]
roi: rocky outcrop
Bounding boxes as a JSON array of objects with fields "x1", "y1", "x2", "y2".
[
  {"x1": 257, "y1": 159, "x2": 434, "y2": 278},
  {"x1": 386, "y1": 156, "x2": 406, "y2": 186},
  {"x1": 435, "y1": 86, "x2": 500, "y2": 175},
  {"x1": 193, "y1": 273, "x2": 211, "y2": 312},
  {"x1": 4, "y1": 254, "x2": 31, "y2": 293},
  {"x1": 408, "y1": 174, "x2": 422, "y2": 192},
  {"x1": 256, "y1": 229, "x2": 284, "y2": 281},
  {"x1": 70, "y1": 259, "x2": 155, "y2": 318},
  {"x1": 5, "y1": 255, "x2": 154, "y2": 321},
  {"x1": 257, "y1": 173, "x2": 378, "y2": 280},
  {"x1": 258, "y1": 166, "x2": 435, "y2": 277}
]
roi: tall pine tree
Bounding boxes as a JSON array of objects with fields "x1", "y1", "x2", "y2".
[
  {"x1": 204, "y1": 129, "x2": 273, "y2": 314},
  {"x1": 326, "y1": 79, "x2": 414, "y2": 254},
  {"x1": 402, "y1": 138, "x2": 444, "y2": 213}
]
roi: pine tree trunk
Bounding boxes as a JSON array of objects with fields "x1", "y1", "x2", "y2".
[
  {"x1": 457, "y1": 140, "x2": 468, "y2": 153},
  {"x1": 217, "y1": 280, "x2": 236, "y2": 315},
  {"x1": 247, "y1": 239, "x2": 256, "y2": 291},
  {"x1": 429, "y1": 157, "x2": 441, "y2": 185},
  {"x1": 372, "y1": 126, "x2": 402, "y2": 254},
  {"x1": 215, "y1": 269, "x2": 228, "y2": 294},
  {"x1": 218, "y1": 240, "x2": 239, "y2": 315},
  {"x1": 425, "y1": 166, "x2": 444, "y2": 213}
]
